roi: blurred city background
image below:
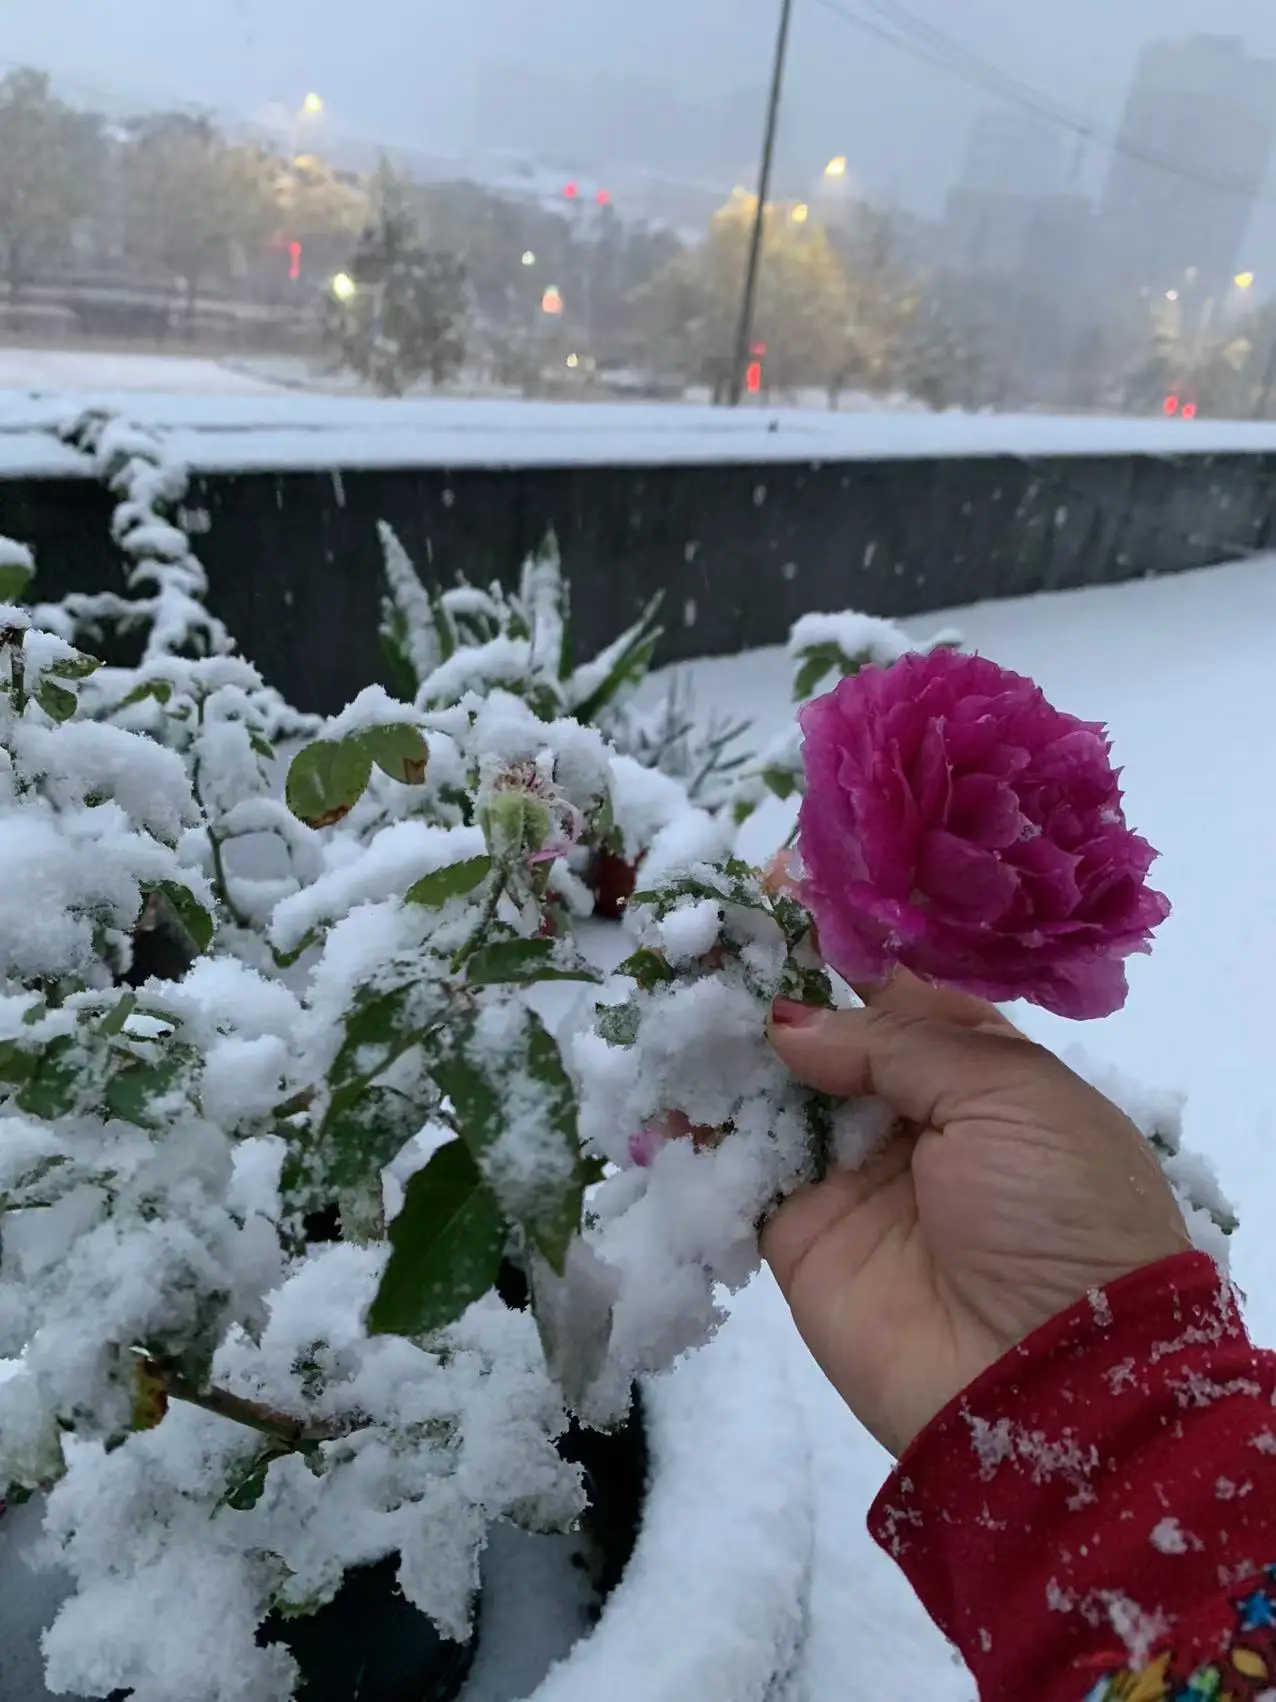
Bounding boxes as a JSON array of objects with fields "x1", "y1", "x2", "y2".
[{"x1": 4, "y1": 1, "x2": 1276, "y2": 416}]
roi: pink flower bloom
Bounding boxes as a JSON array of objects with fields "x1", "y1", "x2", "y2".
[
  {"x1": 797, "y1": 651, "x2": 1170, "y2": 1020},
  {"x1": 627, "y1": 1125, "x2": 667, "y2": 1169}
]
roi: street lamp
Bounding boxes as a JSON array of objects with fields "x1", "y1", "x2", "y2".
[
  {"x1": 791, "y1": 202, "x2": 810, "y2": 224},
  {"x1": 301, "y1": 92, "x2": 324, "y2": 118},
  {"x1": 824, "y1": 155, "x2": 848, "y2": 178},
  {"x1": 331, "y1": 272, "x2": 357, "y2": 301},
  {"x1": 1235, "y1": 271, "x2": 1256, "y2": 290},
  {"x1": 521, "y1": 251, "x2": 537, "y2": 267}
]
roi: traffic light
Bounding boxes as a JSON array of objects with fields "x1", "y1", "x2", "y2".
[{"x1": 288, "y1": 240, "x2": 303, "y2": 282}]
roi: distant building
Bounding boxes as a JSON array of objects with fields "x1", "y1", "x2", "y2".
[
  {"x1": 943, "y1": 112, "x2": 1071, "y2": 275},
  {"x1": 960, "y1": 112, "x2": 1065, "y2": 200},
  {"x1": 1099, "y1": 35, "x2": 1276, "y2": 293}
]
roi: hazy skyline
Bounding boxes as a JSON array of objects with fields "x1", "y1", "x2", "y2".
[{"x1": 7, "y1": 0, "x2": 1276, "y2": 223}]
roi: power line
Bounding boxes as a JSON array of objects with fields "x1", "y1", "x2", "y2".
[{"x1": 810, "y1": 0, "x2": 1276, "y2": 208}]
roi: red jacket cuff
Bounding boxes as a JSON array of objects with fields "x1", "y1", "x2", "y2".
[{"x1": 868, "y1": 1251, "x2": 1276, "y2": 1701}]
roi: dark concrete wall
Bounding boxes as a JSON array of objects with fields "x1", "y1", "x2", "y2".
[{"x1": 1, "y1": 448, "x2": 1271, "y2": 715}]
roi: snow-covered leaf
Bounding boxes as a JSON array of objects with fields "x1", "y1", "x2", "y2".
[
  {"x1": 465, "y1": 937, "x2": 601, "y2": 988},
  {"x1": 285, "y1": 736, "x2": 373, "y2": 828},
  {"x1": 405, "y1": 854, "x2": 491, "y2": 907},
  {"x1": 34, "y1": 679, "x2": 77, "y2": 722},
  {"x1": 366, "y1": 1138, "x2": 506, "y2": 1337},
  {"x1": 358, "y1": 722, "x2": 429, "y2": 786},
  {"x1": 434, "y1": 1006, "x2": 584, "y2": 1274}
]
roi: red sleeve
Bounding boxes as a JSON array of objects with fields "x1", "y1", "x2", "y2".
[{"x1": 868, "y1": 1251, "x2": 1276, "y2": 1701}]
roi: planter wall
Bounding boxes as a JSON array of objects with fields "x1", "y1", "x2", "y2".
[{"x1": 1, "y1": 443, "x2": 1273, "y2": 716}]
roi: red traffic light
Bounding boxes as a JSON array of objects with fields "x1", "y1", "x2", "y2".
[
  {"x1": 1182, "y1": 401, "x2": 1198, "y2": 420},
  {"x1": 745, "y1": 360, "x2": 763, "y2": 395},
  {"x1": 1163, "y1": 394, "x2": 1179, "y2": 416},
  {"x1": 287, "y1": 239, "x2": 303, "y2": 281},
  {"x1": 595, "y1": 188, "x2": 611, "y2": 206},
  {"x1": 563, "y1": 182, "x2": 579, "y2": 200}
]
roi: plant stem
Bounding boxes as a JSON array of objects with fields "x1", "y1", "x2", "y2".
[
  {"x1": 157, "y1": 1364, "x2": 339, "y2": 1450},
  {"x1": 190, "y1": 693, "x2": 252, "y2": 931}
]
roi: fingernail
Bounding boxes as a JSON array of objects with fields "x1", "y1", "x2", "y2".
[{"x1": 770, "y1": 998, "x2": 824, "y2": 1029}]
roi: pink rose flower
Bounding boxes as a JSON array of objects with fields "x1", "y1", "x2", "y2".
[{"x1": 797, "y1": 651, "x2": 1170, "y2": 1019}]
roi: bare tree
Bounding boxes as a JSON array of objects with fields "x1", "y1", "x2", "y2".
[
  {"x1": 0, "y1": 69, "x2": 101, "y2": 298},
  {"x1": 118, "y1": 115, "x2": 279, "y2": 329}
]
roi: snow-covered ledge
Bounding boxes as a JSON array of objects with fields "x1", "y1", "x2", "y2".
[{"x1": 4, "y1": 392, "x2": 1276, "y2": 478}]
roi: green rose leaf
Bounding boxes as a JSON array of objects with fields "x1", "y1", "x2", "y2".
[
  {"x1": 405, "y1": 855, "x2": 492, "y2": 908},
  {"x1": 16, "y1": 1036, "x2": 83, "y2": 1118},
  {"x1": 45, "y1": 653, "x2": 101, "y2": 681},
  {"x1": 0, "y1": 558, "x2": 33, "y2": 603},
  {"x1": 595, "y1": 998, "x2": 641, "y2": 1049},
  {"x1": 285, "y1": 737, "x2": 374, "y2": 828},
  {"x1": 356, "y1": 724, "x2": 429, "y2": 786},
  {"x1": 118, "y1": 678, "x2": 174, "y2": 708},
  {"x1": 155, "y1": 882, "x2": 216, "y2": 955},
  {"x1": 465, "y1": 938, "x2": 601, "y2": 988},
  {"x1": 35, "y1": 680, "x2": 78, "y2": 723},
  {"x1": 435, "y1": 1007, "x2": 583, "y2": 1274},
  {"x1": 105, "y1": 1052, "x2": 188, "y2": 1127},
  {"x1": 613, "y1": 948, "x2": 677, "y2": 990},
  {"x1": 366, "y1": 1139, "x2": 507, "y2": 1338}
]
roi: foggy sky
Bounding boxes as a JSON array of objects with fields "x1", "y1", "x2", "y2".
[{"x1": 7, "y1": 0, "x2": 1276, "y2": 219}]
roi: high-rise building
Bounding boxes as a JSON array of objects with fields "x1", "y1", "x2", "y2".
[
  {"x1": 960, "y1": 112, "x2": 1066, "y2": 201},
  {"x1": 942, "y1": 112, "x2": 1070, "y2": 275},
  {"x1": 1099, "y1": 35, "x2": 1276, "y2": 293}
]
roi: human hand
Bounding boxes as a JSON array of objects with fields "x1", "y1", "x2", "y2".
[{"x1": 762, "y1": 973, "x2": 1191, "y2": 1458}]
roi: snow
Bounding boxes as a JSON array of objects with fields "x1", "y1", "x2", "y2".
[
  {"x1": 4, "y1": 369, "x2": 1276, "y2": 473},
  {"x1": 0, "y1": 348, "x2": 288, "y2": 397}
]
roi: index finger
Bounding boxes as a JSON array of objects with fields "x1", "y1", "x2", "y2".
[
  {"x1": 852, "y1": 968, "x2": 1023, "y2": 1038},
  {"x1": 767, "y1": 1002, "x2": 1046, "y2": 1131}
]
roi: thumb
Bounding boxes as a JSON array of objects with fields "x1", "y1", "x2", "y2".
[{"x1": 767, "y1": 1000, "x2": 1050, "y2": 1131}]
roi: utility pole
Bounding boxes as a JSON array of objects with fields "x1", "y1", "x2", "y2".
[{"x1": 727, "y1": 0, "x2": 795, "y2": 406}]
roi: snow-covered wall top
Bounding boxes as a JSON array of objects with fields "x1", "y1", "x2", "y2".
[{"x1": 6, "y1": 393, "x2": 1276, "y2": 477}]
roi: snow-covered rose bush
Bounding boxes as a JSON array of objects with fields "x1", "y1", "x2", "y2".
[{"x1": 0, "y1": 444, "x2": 1238, "y2": 1702}]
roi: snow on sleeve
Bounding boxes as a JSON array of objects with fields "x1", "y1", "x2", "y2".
[{"x1": 268, "y1": 820, "x2": 487, "y2": 954}]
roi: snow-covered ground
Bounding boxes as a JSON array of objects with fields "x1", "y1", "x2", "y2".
[
  {"x1": 5, "y1": 348, "x2": 1276, "y2": 473},
  {"x1": 0, "y1": 348, "x2": 289, "y2": 397},
  {"x1": 635, "y1": 551, "x2": 1276, "y2": 1697}
]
